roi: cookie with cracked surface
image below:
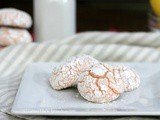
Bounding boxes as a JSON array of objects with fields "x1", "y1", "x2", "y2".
[
  {"x1": 116, "y1": 65, "x2": 140, "y2": 92},
  {"x1": 0, "y1": 8, "x2": 32, "y2": 28},
  {"x1": 0, "y1": 27, "x2": 32, "y2": 46},
  {"x1": 77, "y1": 63, "x2": 120, "y2": 103},
  {"x1": 49, "y1": 54, "x2": 99, "y2": 90}
]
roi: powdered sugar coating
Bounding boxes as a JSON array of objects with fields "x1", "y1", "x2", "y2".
[
  {"x1": 116, "y1": 65, "x2": 140, "y2": 92},
  {"x1": 77, "y1": 63, "x2": 120, "y2": 103},
  {"x1": 0, "y1": 27, "x2": 32, "y2": 46},
  {"x1": 103, "y1": 64, "x2": 125, "y2": 94},
  {"x1": 50, "y1": 55, "x2": 99, "y2": 90},
  {"x1": 0, "y1": 8, "x2": 32, "y2": 28},
  {"x1": 90, "y1": 64, "x2": 106, "y2": 77}
]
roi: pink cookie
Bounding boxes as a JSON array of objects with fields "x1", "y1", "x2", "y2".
[
  {"x1": 116, "y1": 65, "x2": 140, "y2": 92},
  {"x1": 77, "y1": 63, "x2": 121, "y2": 103},
  {"x1": 0, "y1": 27, "x2": 32, "y2": 46},
  {"x1": 50, "y1": 55, "x2": 99, "y2": 90},
  {"x1": 0, "y1": 8, "x2": 32, "y2": 28}
]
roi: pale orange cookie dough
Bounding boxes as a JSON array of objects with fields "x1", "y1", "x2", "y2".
[
  {"x1": 0, "y1": 27, "x2": 32, "y2": 46},
  {"x1": 49, "y1": 54, "x2": 99, "y2": 90},
  {"x1": 104, "y1": 64, "x2": 125, "y2": 94},
  {"x1": 0, "y1": 8, "x2": 32, "y2": 28},
  {"x1": 116, "y1": 65, "x2": 140, "y2": 92},
  {"x1": 77, "y1": 63, "x2": 121, "y2": 103}
]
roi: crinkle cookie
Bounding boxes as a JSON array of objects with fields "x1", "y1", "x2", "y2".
[
  {"x1": 49, "y1": 54, "x2": 99, "y2": 90},
  {"x1": 0, "y1": 27, "x2": 32, "y2": 46},
  {"x1": 0, "y1": 8, "x2": 32, "y2": 28},
  {"x1": 115, "y1": 65, "x2": 140, "y2": 92},
  {"x1": 77, "y1": 63, "x2": 140, "y2": 103},
  {"x1": 77, "y1": 63, "x2": 120, "y2": 103}
]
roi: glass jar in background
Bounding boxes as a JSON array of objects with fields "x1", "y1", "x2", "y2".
[
  {"x1": 34, "y1": 0, "x2": 76, "y2": 42},
  {"x1": 148, "y1": 0, "x2": 160, "y2": 32}
]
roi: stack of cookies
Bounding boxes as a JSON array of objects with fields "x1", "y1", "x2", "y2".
[{"x1": 0, "y1": 8, "x2": 33, "y2": 49}]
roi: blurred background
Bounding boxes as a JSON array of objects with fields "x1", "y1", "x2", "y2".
[{"x1": 0, "y1": 0, "x2": 151, "y2": 33}]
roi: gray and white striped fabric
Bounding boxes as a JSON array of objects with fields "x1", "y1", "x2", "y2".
[{"x1": 0, "y1": 32, "x2": 160, "y2": 120}]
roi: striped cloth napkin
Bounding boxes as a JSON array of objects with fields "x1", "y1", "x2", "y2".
[{"x1": 0, "y1": 32, "x2": 160, "y2": 120}]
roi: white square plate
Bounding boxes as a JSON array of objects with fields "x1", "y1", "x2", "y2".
[{"x1": 11, "y1": 62, "x2": 160, "y2": 116}]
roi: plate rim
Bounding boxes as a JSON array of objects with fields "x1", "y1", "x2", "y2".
[{"x1": 11, "y1": 110, "x2": 160, "y2": 116}]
